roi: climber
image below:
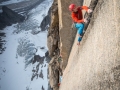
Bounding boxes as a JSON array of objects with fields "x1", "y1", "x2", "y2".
[{"x1": 69, "y1": 4, "x2": 92, "y2": 45}]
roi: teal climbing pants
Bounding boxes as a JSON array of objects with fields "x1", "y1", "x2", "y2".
[{"x1": 75, "y1": 23, "x2": 84, "y2": 42}]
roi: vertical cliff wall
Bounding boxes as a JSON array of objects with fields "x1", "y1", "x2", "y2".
[
  {"x1": 60, "y1": 0, "x2": 120, "y2": 90},
  {"x1": 58, "y1": 0, "x2": 83, "y2": 70},
  {"x1": 47, "y1": 1, "x2": 60, "y2": 90},
  {"x1": 48, "y1": 0, "x2": 84, "y2": 89}
]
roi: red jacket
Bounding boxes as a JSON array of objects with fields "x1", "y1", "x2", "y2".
[{"x1": 71, "y1": 6, "x2": 89, "y2": 23}]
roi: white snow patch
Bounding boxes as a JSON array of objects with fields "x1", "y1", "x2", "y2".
[{"x1": 0, "y1": 23, "x2": 48, "y2": 90}]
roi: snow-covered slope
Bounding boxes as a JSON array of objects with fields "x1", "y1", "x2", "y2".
[
  {"x1": 0, "y1": 0, "x2": 29, "y2": 5},
  {"x1": 0, "y1": 0, "x2": 53, "y2": 90}
]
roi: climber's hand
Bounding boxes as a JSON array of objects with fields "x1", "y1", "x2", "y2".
[{"x1": 87, "y1": 9, "x2": 92, "y2": 13}]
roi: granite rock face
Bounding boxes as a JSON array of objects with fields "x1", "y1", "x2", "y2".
[
  {"x1": 60, "y1": 0, "x2": 120, "y2": 90},
  {"x1": 0, "y1": 6, "x2": 25, "y2": 30}
]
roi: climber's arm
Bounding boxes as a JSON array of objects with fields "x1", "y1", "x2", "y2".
[{"x1": 81, "y1": 6, "x2": 92, "y2": 13}]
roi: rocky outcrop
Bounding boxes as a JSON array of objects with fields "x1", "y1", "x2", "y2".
[
  {"x1": 47, "y1": 1, "x2": 63, "y2": 90},
  {"x1": 40, "y1": 8, "x2": 51, "y2": 31},
  {"x1": 0, "y1": 6, "x2": 25, "y2": 30},
  {"x1": 59, "y1": 0, "x2": 120, "y2": 90},
  {"x1": 47, "y1": 0, "x2": 59, "y2": 89},
  {"x1": 0, "y1": 32, "x2": 6, "y2": 54},
  {"x1": 47, "y1": 0, "x2": 59, "y2": 57},
  {"x1": 49, "y1": 56, "x2": 59, "y2": 90},
  {"x1": 31, "y1": 55, "x2": 45, "y2": 81},
  {"x1": 32, "y1": 55, "x2": 44, "y2": 64},
  {"x1": 48, "y1": 54, "x2": 63, "y2": 90}
]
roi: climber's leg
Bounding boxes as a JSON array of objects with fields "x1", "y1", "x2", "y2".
[
  {"x1": 76, "y1": 23, "x2": 84, "y2": 36},
  {"x1": 75, "y1": 23, "x2": 84, "y2": 45}
]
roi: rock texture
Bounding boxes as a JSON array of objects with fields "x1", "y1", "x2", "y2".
[
  {"x1": 47, "y1": 1, "x2": 67, "y2": 90},
  {"x1": 31, "y1": 55, "x2": 45, "y2": 81},
  {"x1": 47, "y1": 1, "x2": 61, "y2": 90},
  {"x1": 49, "y1": 56, "x2": 59, "y2": 90},
  {"x1": 40, "y1": 7, "x2": 51, "y2": 31},
  {"x1": 0, "y1": 6, "x2": 25, "y2": 30},
  {"x1": 59, "y1": 0, "x2": 120, "y2": 90},
  {"x1": 47, "y1": 0, "x2": 59, "y2": 57},
  {"x1": 0, "y1": 32, "x2": 6, "y2": 54},
  {"x1": 48, "y1": 54, "x2": 63, "y2": 90}
]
